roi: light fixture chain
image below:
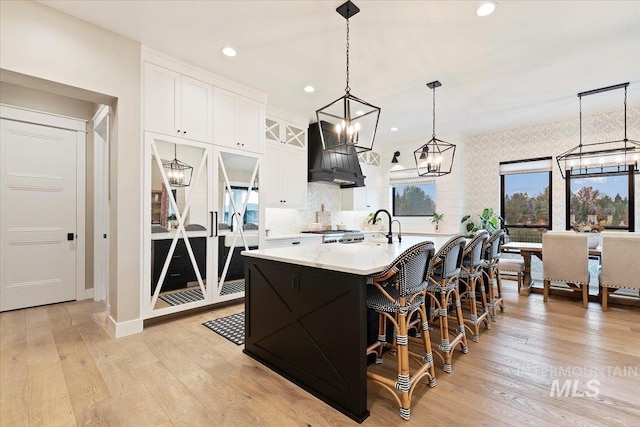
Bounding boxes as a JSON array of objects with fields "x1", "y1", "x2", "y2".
[
  {"x1": 624, "y1": 85, "x2": 627, "y2": 140},
  {"x1": 432, "y1": 85, "x2": 436, "y2": 139},
  {"x1": 345, "y1": 18, "x2": 350, "y2": 94},
  {"x1": 578, "y1": 95, "x2": 582, "y2": 150}
]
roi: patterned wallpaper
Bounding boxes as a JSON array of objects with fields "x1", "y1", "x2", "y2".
[
  {"x1": 265, "y1": 182, "x2": 370, "y2": 234},
  {"x1": 464, "y1": 107, "x2": 640, "y2": 231}
]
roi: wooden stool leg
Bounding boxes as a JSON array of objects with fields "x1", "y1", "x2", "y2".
[
  {"x1": 582, "y1": 284, "x2": 588, "y2": 309},
  {"x1": 477, "y1": 275, "x2": 491, "y2": 331},
  {"x1": 452, "y1": 286, "x2": 469, "y2": 355},
  {"x1": 396, "y1": 303, "x2": 411, "y2": 420},
  {"x1": 438, "y1": 289, "x2": 453, "y2": 373},
  {"x1": 543, "y1": 279, "x2": 550, "y2": 302},
  {"x1": 418, "y1": 303, "x2": 436, "y2": 387}
]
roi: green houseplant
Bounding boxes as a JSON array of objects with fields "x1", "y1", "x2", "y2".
[
  {"x1": 461, "y1": 208, "x2": 503, "y2": 238},
  {"x1": 431, "y1": 212, "x2": 444, "y2": 231}
]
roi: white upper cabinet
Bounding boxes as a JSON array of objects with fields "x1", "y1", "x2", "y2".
[
  {"x1": 213, "y1": 87, "x2": 264, "y2": 153},
  {"x1": 143, "y1": 62, "x2": 213, "y2": 143},
  {"x1": 342, "y1": 163, "x2": 381, "y2": 211},
  {"x1": 263, "y1": 141, "x2": 307, "y2": 209},
  {"x1": 265, "y1": 116, "x2": 306, "y2": 150}
]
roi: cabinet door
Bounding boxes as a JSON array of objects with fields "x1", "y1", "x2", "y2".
[
  {"x1": 363, "y1": 164, "x2": 381, "y2": 210},
  {"x1": 213, "y1": 87, "x2": 237, "y2": 148},
  {"x1": 265, "y1": 117, "x2": 281, "y2": 144},
  {"x1": 280, "y1": 148, "x2": 307, "y2": 208},
  {"x1": 283, "y1": 122, "x2": 306, "y2": 149},
  {"x1": 144, "y1": 62, "x2": 180, "y2": 137},
  {"x1": 181, "y1": 76, "x2": 213, "y2": 143},
  {"x1": 238, "y1": 97, "x2": 264, "y2": 153},
  {"x1": 263, "y1": 142, "x2": 283, "y2": 206}
]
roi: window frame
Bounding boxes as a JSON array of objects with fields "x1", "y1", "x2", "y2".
[
  {"x1": 565, "y1": 168, "x2": 635, "y2": 232},
  {"x1": 500, "y1": 157, "x2": 553, "y2": 240},
  {"x1": 391, "y1": 183, "x2": 437, "y2": 217}
]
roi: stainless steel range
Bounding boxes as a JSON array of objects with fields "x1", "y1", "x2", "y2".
[{"x1": 301, "y1": 230, "x2": 365, "y2": 244}]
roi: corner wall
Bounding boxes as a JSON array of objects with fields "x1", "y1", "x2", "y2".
[{"x1": 0, "y1": 1, "x2": 142, "y2": 325}]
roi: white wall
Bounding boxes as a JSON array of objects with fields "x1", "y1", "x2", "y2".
[
  {"x1": 0, "y1": 1, "x2": 142, "y2": 324},
  {"x1": 379, "y1": 133, "x2": 465, "y2": 234},
  {"x1": 464, "y1": 107, "x2": 640, "y2": 231}
]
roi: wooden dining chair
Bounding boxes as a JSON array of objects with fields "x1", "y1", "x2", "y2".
[
  {"x1": 600, "y1": 233, "x2": 640, "y2": 311},
  {"x1": 542, "y1": 231, "x2": 590, "y2": 308}
]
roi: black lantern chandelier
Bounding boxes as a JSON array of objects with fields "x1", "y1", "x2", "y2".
[
  {"x1": 556, "y1": 82, "x2": 639, "y2": 179},
  {"x1": 315, "y1": 1, "x2": 381, "y2": 155},
  {"x1": 413, "y1": 81, "x2": 456, "y2": 177},
  {"x1": 162, "y1": 144, "x2": 192, "y2": 187}
]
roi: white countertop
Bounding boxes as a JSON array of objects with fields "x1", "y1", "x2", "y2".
[
  {"x1": 151, "y1": 230, "x2": 207, "y2": 240},
  {"x1": 242, "y1": 235, "x2": 457, "y2": 275},
  {"x1": 265, "y1": 233, "x2": 323, "y2": 241}
]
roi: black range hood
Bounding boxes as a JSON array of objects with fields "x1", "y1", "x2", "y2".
[{"x1": 308, "y1": 121, "x2": 365, "y2": 188}]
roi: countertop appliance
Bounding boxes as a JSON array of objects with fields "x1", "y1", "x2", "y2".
[{"x1": 301, "y1": 229, "x2": 365, "y2": 244}]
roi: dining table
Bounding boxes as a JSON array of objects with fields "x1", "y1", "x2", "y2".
[{"x1": 501, "y1": 241, "x2": 602, "y2": 296}]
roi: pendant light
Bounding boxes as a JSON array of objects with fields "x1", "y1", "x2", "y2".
[
  {"x1": 315, "y1": 1, "x2": 381, "y2": 155},
  {"x1": 413, "y1": 81, "x2": 456, "y2": 177},
  {"x1": 556, "y1": 82, "x2": 639, "y2": 179},
  {"x1": 162, "y1": 144, "x2": 193, "y2": 187}
]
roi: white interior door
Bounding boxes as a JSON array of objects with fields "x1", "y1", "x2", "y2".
[{"x1": 0, "y1": 119, "x2": 77, "y2": 311}]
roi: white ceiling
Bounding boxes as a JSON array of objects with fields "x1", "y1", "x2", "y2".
[{"x1": 39, "y1": 0, "x2": 640, "y2": 149}]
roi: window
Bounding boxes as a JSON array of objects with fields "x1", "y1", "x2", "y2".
[
  {"x1": 567, "y1": 170, "x2": 634, "y2": 231},
  {"x1": 223, "y1": 186, "x2": 259, "y2": 227},
  {"x1": 392, "y1": 183, "x2": 436, "y2": 216},
  {"x1": 500, "y1": 157, "x2": 552, "y2": 243}
]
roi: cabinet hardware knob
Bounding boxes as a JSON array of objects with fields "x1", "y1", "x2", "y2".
[
  {"x1": 183, "y1": 131, "x2": 187, "y2": 134},
  {"x1": 177, "y1": 130, "x2": 181, "y2": 133}
]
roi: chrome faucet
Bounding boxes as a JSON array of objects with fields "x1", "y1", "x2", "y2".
[
  {"x1": 373, "y1": 209, "x2": 394, "y2": 244},
  {"x1": 391, "y1": 219, "x2": 402, "y2": 242}
]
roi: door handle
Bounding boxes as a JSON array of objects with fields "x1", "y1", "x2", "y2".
[
  {"x1": 67, "y1": 233, "x2": 75, "y2": 241},
  {"x1": 211, "y1": 211, "x2": 218, "y2": 237}
]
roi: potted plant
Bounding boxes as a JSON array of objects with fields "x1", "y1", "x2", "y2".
[
  {"x1": 431, "y1": 212, "x2": 444, "y2": 231},
  {"x1": 366, "y1": 212, "x2": 382, "y2": 231},
  {"x1": 572, "y1": 221, "x2": 605, "y2": 248},
  {"x1": 167, "y1": 213, "x2": 178, "y2": 229},
  {"x1": 461, "y1": 208, "x2": 503, "y2": 238}
]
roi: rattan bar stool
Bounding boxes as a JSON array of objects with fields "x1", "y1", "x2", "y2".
[
  {"x1": 424, "y1": 235, "x2": 468, "y2": 374},
  {"x1": 481, "y1": 229, "x2": 506, "y2": 319},
  {"x1": 459, "y1": 231, "x2": 491, "y2": 343},
  {"x1": 366, "y1": 241, "x2": 436, "y2": 420}
]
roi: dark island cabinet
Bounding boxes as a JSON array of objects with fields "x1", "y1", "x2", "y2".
[{"x1": 243, "y1": 257, "x2": 370, "y2": 423}]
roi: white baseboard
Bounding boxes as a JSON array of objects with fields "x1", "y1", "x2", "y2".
[
  {"x1": 84, "y1": 288, "x2": 94, "y2": 300},
  {"x1": 107, "y1": 315, "x2": 143, "y2": 338}
]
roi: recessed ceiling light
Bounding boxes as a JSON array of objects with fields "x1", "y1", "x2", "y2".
[
  {"x1": 390, "y1": 127, "x2": 398, "y2": 132},
  {"x1": 355, "y1": 110, "x2": 364, "y2": 116},
  {"x1": 477, "y1": 1, "x2": 497, "y2": 17},
  {"x1": 222, "y1": 46, "x2": 237, "y2": 57},
  {"x1": 304, "y1": 85, "x2": 315, "y2": 93}
]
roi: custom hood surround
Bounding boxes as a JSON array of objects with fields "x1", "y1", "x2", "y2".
[{"x1": 307, "y1": 121, "x2": 365, "y2": 188}]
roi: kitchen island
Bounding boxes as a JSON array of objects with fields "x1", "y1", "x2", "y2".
[{"x1": 241, "y1": 236, "x2": 452, "y2": 423}]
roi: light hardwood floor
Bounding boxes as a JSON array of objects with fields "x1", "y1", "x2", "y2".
[{"x1": 1, "y1": 281, "x2": 639, "y2": 426}]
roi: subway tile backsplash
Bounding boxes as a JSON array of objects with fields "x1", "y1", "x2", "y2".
[{"x1": 265, "y1": 182, "x2": 371, "y2": 234}]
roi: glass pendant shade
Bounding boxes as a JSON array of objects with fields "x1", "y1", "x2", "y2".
[
  {"x1": 557, "y1": 82, "x2": 639, "y2": 179},
  {"x1": 163, "y1": 145, "x2": 193, "y2": 187},
  {"x1": 316, "y1": 1, "x2": 380, "y2": 155},
  {"x1": 414, "y1": 80, "x2": 456, "y2": 177}
]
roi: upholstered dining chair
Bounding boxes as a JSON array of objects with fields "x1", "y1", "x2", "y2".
[
  {"x1": 542, "y1": 231, "x2": 590, "y2": 308},
  {"x1": 459, "y1": 230, "x2": 490, "y2": 342},
  {"x1": 366, "y1": 241, "x2": 436, "y2": 420},
  {"x1": 600, "y1": 233, "x2": 640, "y2": 311},
  {"x1": 482, "y1": 229, "x2": 506, "y2": 319},
  {"x1": 424, "y1": 235, "x2": 468, "y2": 374}
]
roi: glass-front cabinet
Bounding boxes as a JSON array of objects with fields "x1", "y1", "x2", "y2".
[{"x1": 143, "y1": 132, "x2": 261, "y2": 318}]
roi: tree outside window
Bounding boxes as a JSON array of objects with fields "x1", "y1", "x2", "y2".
[
  {"x1": 501, "y1": 170, "x2": 551, "y2": 243},
  {"x1": 392, "y1": 184, "x2": 436, "y2": 216},
  {"x1": 569, "y1": 175, "x2": 629, "y2": 229}
]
